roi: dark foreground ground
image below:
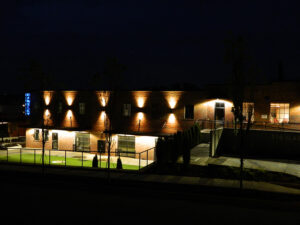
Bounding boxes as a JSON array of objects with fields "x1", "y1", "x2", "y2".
[{"x1": 1, "y1": 168, "x2": 300, "y2": 225}]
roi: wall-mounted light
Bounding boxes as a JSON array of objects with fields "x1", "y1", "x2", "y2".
[
  {"x1": 64, "y1": 91, "x2": 77, "y2": 106},
  {"x1": 138, "y1": 112, "x2": 144, "y2": 120},
  {"x1": 100, "y1": 111, "x2": 106, "y2": 121},
  {"x1": 67, "y1": 110, "x2": 73, "y2": 127},
  {"x1": 137, "y1": 97, "x2": 145, "y2": 108},
  {"x1": 44, "y1": 109, "x2": 50, "y2": 118},
  {"x1": 137, "y1": 112, "x2": 144, "y2": 131},
  {"x1": 168, "y1": 97, "x2": 177, "y2": 109},
  {"x1": 168, "y1": 113, "x2": 176, "y2": 124},
  {"x1": 101, "y1": 98, "x2": 106, "y2": 107},
  {"x1": 43, "y1": 91, "x2": 52, "y2": 106},
  {"x1": 97, "y1": 91, "x2": 109, "y2": 107}
]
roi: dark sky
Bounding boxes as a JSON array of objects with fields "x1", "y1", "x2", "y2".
[{"x1": 1, "y1": 0, "x2": 300, "y2": 92}]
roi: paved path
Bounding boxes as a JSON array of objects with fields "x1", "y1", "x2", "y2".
[
  {"x1": 190, "y1": 143, "x2": 300, "y2": 178},
  {"x1": 1, "y1": 164, "x2": 300, "y2": 196}
]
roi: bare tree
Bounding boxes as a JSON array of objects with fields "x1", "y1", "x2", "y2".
[
  {"x1": 93, "y1": 57, "x2": 126, "y2": 181},
  {"x1": 19, "y1": 60, "x2": 52, "y2": 173},
  {"x1": 224, "y1": 35, "x2": 255, "y2": 190}
]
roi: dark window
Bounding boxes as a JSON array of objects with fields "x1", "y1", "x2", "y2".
[
  {"x1": 43, "y1": 129, "x2": 49, "y2": 141},
  {"x1": 79, "y1": 103, "x2": 85, "y2": 115},
  {"x1": 97, "y1": 140, "x2": 106, "y2": 153},
  {"x1": 184, "y1": 105, "x2": 194, "y2": 119},
  {"x1": 34, "y1": 129, "x2": 39, "y2": 141},
  {"x1": 215, "y1": 102, "x2": 225, "y2": 108},
  {"x1": 123, "y1": 104, "x2": 131, "y2": 117}
]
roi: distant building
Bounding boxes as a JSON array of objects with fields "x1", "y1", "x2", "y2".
[{"x1": 0, "y1": 93, "x2": 26, "y2": 138}]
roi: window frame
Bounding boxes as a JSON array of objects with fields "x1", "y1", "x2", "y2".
[
  {"x1": 123, "y1": 104, "x2": 131, "y2": 117},
  {"x1": 242, "y1": 102, "x2": 254, "y2": 122},
  {"x1": 79, "y1": 102, "x2": 85, "y2": 115},
  {"x1": 184, "y1": 105, "x2": 194, "y2": 120},
  {"x1": 34, "y1": 129, "x2": 40, "y2": 141},
  {"x1": 269, "y1": 103, "x2": 289, "y2": 123}
]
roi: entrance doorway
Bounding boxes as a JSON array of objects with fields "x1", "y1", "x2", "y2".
[
  {"x1": 215, "y1": 102, "x2": 225, "y2": 122},
  {"x1": 52, "y1": 132, "x2": 58, "y2": 150}
]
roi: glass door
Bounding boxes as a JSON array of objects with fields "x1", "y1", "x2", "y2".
[{"x1": 52, "y1": 132, "x2": 58, "y2": 150}]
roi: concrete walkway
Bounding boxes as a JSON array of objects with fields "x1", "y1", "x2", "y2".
[
  {"x1": 1, "y1": 163, "x2": 300, "y2": 196},
  {"x1": 190, "y1": 143, "x2": 300, "y2": 178}
]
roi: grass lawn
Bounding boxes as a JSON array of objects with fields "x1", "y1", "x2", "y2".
[{"x1": 0, "y1": 153, "x2": 140, "y2": 170}]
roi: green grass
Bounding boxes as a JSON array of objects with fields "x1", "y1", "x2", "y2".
[{"x1": 0, "y1": 153, "x2": 140, "y2": 170}]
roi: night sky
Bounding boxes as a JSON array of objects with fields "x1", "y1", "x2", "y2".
[{"x1": 1, "y1": 0, "x2": 300, "y2": 92}]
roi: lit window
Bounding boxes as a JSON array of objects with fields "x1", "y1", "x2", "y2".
[
  {"x1": 184, "y1": 105, "x2": 194, "y2": 119},
  {"x1": 243, "y1": 102, "x2": 254, "y2": 122},
  {"x1": 34, "y1": 129, "x2": 39, "y2": 141},
  {"x1": 123, "y1": 104, "x2": 131, "y2": 117},
  {"x1": 79, "y1": 103, "x2": 85, "y2": 115},
  {"x1": 118, "y1": 135, "x2": 135, "y2": 157},
  {"x1": 270, "y1": 103, "x2": 289, "y2": 123}
]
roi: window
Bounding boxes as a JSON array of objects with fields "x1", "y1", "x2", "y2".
[
  {"x1": 75, "y1": 132, "x2": 90, "y2": 151},
  {"x1": 79, "y1": 102, "x2": 85, "y2": 115},
  {"x1": 34, "y1": 129, "x2": 39, "y2": 141},
  {"x1": 184, "y1": 105, "x2": 194, "y2": 119},
  {"x1": 118, "y1": 135, "x2": 135, "y2": 157},
  {"x1": 243, "y1": 102, "x2": 254, "y2": 122},
  {"x1": 123, "y1": 104, "x2": 131, "y2": 117},
  {"x1": 58, "y1": 102, "x2": 63, "y2": 113},
  {"x1": 270, "y1": 103, "x2": 289, "y2": 123},
  {"x1": 43, "y1": 129, "x2": 49, "y2": 141}
]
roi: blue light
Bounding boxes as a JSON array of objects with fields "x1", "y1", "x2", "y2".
[{"x1": 25, "y1": 93, "x2": 31, "y2": 116}]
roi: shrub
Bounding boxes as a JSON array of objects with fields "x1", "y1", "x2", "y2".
[
  {"x1": 117, "y1": 157, "x2": 123, "y2": 169},
  {"x1": 182, "y1": 131, "x2": 191, "y2": 166},
  {"x1": 92, "y1": 154, "x2": 98, "y2": 168}
]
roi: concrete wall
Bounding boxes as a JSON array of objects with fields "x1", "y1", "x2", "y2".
[{"x1": 216, "y1": 128, "x2": 300, "y2": 160}]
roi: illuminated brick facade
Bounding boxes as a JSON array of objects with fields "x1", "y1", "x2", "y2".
[{"x1": 25, "y1": 82, "x2": 300, "y2": 157}]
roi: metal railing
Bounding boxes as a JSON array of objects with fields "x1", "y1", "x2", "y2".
[
  {"x1": 196, "y1": 119, "x2": 300, "y2": 132},
  {"x1": 0, "y1": 147, "x2": 155, "y2": 172}
]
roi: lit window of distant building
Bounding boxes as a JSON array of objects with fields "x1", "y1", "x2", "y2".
[{"x1": 270, "y1": 103, "x2": 289, "y2": 123}]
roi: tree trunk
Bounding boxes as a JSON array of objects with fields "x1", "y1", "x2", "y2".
[{"x1": 239, "y1": 119, "x2": 243, "y2": 190}]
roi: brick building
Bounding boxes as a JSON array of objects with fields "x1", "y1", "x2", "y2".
[{"x1": 24, "y1": 81, "x2": 300, "y2": 159}]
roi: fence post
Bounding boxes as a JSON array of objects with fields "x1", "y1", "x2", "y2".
[
  {"x1": 34, "y1": 149, "x2": 36, "y2": 165},
  {"x1": 100, "y1": 152, "x2": 101, "y2": 168},
  {"x1": 82, "y1": 151, "x2": 83, "y2": 167},
  {"x1": 65, "y1": 150, "x2": 67, "y2": 167},
  {"x1": 139, "y1": 153, "x2": 141, "y2": 172}
]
